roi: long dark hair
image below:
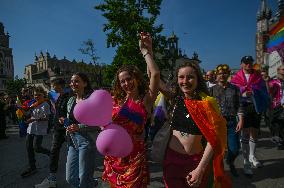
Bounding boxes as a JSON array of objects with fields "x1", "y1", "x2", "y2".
[
  {"x1": 173, "y1": 61, "x2": 209, "y2": 99},
  {"x1": 112, "y1": 64, "x2": 147, "y2": 102},
  {"x1": 72, "y1": 72, "x2": 93, "y2": 97}
]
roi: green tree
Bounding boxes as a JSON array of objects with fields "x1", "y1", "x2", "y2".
[
  {"x1": 79, "y1": 39, "x2": 106, "y2": 87},
  {"x1": 79, "y1": 39, "x2": 100, "y2": 64},
  {"x1": 95, "y1": 0, "x2": 167, "y2": 85},
  {"x1": 5, "y1": 77, "x2": 26, "y2": 95}
]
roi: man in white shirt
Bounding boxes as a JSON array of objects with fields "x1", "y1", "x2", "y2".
[
  {"x1": 21, "y1": 87, "x2": 51, "y2": 178},
  {"x1": 231, "y1": 56, "x2": 269, "y2": 177},
  {"x1": 205, "y1": 70, "x2": 216, "y2": 88}
]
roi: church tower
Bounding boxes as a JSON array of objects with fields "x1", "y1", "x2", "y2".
[
  {"x1": 256, "y1": 0, "x2": 272, "y2": 65},
  {"x1": 0, "y1": 22, "x2": 14, "y2": 92}
]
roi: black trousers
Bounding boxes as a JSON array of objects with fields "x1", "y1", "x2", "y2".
[
  {"x1": 26, "y1": 134, "x2": 50, "y2": 168},
  {"x1": 271, "y1": 107, "x2": 284, "y2": 142},
  {"x1": 49, "y1": 129, "x2": 66, "y2": 173},
  {"x1": 0, "y1": 115, "x2": 6, "y2": 137}
]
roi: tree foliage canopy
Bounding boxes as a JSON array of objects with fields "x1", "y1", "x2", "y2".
[
  {"x1": 95, "y1": 0, "x2": 167, "y2": 84},
  {"x1": 5, "y1": 77, "x2": 26, "y2": 95}
]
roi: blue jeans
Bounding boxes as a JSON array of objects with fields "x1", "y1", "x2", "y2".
[
  {"x1": 66, "y1": 132, "x2": 96, "y2": 188},
  {"x1": 226, "y1": 117, "x2": 240, "y2": 164}
]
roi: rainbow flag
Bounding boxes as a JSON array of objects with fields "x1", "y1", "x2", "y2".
[{"x1": 266, "y1": 17, "x2": 284, "y2": 60}]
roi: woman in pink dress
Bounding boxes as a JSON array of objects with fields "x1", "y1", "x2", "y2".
[{"x1": 102, "y1": 32, "x2": 160, "y2": 188}]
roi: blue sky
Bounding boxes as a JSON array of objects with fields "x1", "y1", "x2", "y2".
[{"x1": 0, "y1": 0, "x2": 278, "y2": 77}]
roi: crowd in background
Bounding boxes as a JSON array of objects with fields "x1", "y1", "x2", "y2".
[{"x1": 0, "y1": 36, "x2": 284, "y2": 187}]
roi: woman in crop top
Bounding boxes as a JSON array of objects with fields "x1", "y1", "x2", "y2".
[{"x1": 159, "y1": 61, "x2": 231, "y2": 188}]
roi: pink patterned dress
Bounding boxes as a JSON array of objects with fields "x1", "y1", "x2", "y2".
[{"x1": 102, "y1": 98, "x2": 149, "y2": 188}]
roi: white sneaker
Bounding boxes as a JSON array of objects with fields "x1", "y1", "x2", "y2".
[
  {"x1": 249, "y1": 155, "x2": 262, "y2": 168},
  {"x1": 34, "y1": 178, "x2": 56, "y2": 188},
  {"x1": 243, "y1": 160, "x2": 253, "y2": 176}
]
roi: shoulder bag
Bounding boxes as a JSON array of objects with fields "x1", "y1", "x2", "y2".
[{"x1": 150, "y1": 101, "x2": 177, "y2": 163}]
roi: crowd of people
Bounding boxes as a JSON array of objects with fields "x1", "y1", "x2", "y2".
[{"x1": 0, "y1": 33, "x2": 284, "y2": 188}]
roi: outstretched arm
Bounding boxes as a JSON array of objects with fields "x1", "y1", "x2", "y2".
[{"x1": 140, "y1": 32, "x2": 160, "y2": 110}]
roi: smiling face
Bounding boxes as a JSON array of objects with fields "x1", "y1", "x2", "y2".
[
  {"x1": 118, "y1": 71, "x2": 137, "y2": 95},
  {"x1": 70, "y1": 75, "x2": 87, "y2": 94},
  {"x1": 216, "y1": 70, "x2": 229, "y2": 83},
  {"x1": 206, "y1": 70, "x2": 215, "y2": 82},
  {"x1": 34, "y1": 92, "x2": 44, "y2": 101},
  {"x1": 177, "y1": 66, "x2": 198, "y2": 98}
]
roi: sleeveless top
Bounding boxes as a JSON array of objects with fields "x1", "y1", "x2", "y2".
[
  {"x1": 112, "y1": 98, "x2": 147, "y2": 136},
  {"x1": 103, "y1": 98, "x2": 150, "y2": 187},
  {"x1": 171, "y1": 97, "x2": 202, "y2": 135}
]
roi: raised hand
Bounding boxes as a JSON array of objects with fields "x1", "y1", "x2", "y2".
[{"x1": 139, "y1": 32, "x2": 153, "y2": 57}]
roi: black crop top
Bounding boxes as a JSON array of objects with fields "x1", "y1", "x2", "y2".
[{"x1": 171, "y1": 97, "x2": 202, "y2": 135}]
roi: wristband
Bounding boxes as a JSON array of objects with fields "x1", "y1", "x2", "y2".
[{"x1": 143, "y1": 52, "x2": 151, "y2": 58}]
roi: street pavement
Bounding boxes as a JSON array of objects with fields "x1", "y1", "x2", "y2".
[{"x1": 1, "y1": 122, "x2": 284, "y2": 188}]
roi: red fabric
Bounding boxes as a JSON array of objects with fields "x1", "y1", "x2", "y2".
[
  {"x1": 184, "y1": 98, "x2": 232, "y2": 188},
  {"x1": 102, "y1": 99, "x2": 149, "y2": 188},
  {"x1": 163, "y1": 148, "x2": 211, "y2": 188}
]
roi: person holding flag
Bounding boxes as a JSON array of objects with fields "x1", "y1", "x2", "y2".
[
  {"x1": 16, "y1": 88, "x2": 32, "y2": 137},
  {"x1": 21, "y1": 86, "x2": 51, "y2": 178},
  {"x1": 231, "y1": 56, "x2": 270, "y2": 176},
  {"x1": 159, "y1": 61, "x2": 231, "y2": 187}
]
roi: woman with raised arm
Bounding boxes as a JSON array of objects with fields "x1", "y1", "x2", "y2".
[
  {"x1": 159, "y1": 61, "x2": 231, "y2": 188},
  {"x1": 102, "y1": 32, "x2": 160, "y2": 188}
]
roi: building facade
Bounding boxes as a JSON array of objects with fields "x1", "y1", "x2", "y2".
[
  {"x1": 160, "y1": 33, "x2": 202, "y2": 81},
  {"x1": 0, "y1": 22, "x2": 14, "y2": 92},
  {"x1": 24, "y1": 51, "x2": 102, "y2": 92},
  {"x1": 256, "y1": 0, "x2": 284, "y2": 77}
]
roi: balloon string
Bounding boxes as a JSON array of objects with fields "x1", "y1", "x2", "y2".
[{"x1": 102, "y1": 121, "x2": 113, "y2": 129}]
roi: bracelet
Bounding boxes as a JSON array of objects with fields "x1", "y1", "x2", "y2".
[{"x1": 143, "y1": 52, "x2": 151, "y2": 58}]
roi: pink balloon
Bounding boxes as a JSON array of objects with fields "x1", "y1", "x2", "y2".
[
  {"x1": 73, "y1": 90, "x2": 113, "y2": 126},
  {"x1": 96, "y1": 123, "x2": 133, "y2": 157}
]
